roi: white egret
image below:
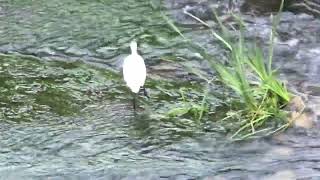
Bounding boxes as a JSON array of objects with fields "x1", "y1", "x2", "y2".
[{"x1": 122, "y1": 41, "x2": 147, "y2": 110}]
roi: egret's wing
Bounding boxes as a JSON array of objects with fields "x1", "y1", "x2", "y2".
[
  {"x1": 122, "y1": 54, "x2": 146, "y2": 92},
  {"x1": 134, "y1": 55, "x2": 146, "y2": 86}
]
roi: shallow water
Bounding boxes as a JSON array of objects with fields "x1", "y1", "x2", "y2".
[{"x1": 1, "y1": 0, "x2": 320, "y2": 179}]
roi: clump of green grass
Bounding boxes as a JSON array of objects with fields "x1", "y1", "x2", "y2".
[
  {"x1": 213, "y1": 33, "x2": 291, "y2": 139},
  {"x1": 165, "y1": 0, "x2": 293, "y2": 139}
]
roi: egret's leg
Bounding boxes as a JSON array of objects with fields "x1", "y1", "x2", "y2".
[
  {"x1": 133, "y1": 94, "x2": 136, "y2": 111},
  {"x1": 142, "y1": 87, "x2": 149, "y2": 98},
  {"x1": 228, "y1": 0, "x2": 235, "y2": 12}
]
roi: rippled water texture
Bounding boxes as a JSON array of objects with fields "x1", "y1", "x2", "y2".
[{"x1": 1, "y1": 0, "x2": 320, "y2": 179}]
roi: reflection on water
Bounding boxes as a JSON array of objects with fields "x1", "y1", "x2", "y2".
[{"x1": 1, "y1": 0, "x2": 320, "y2": 179}]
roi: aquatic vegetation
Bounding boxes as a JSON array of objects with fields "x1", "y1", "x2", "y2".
[
  {"x1": 166, "y1": 87, "x2": 209, "y2": 121},
  {"x1": 165, "y1": 0, "x2": 295, "y2": 139},
  {"x1": 0, "y1": 53, "x2": 209, "y2": 126},
  {"x1": 211, "y1": 12, "x2": 292, "y2": 139},
  {"x1": 212, "y1": 32, "x2": 292, "y2": 139},
  {"x1": 0, "y1": 54, "x2": 124, "y2": 121}
]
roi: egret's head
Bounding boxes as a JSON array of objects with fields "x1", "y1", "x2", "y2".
[{"x1": 130, "y1": 41, "x2": 138, "y2": 54}]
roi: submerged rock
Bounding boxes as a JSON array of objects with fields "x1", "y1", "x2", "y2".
[
  {"x1": 240, "y1": 0, "x2": 290, "y2": 14},
  {"x1": 163, "y1": 0, "x2": 241, "y2": 24},
  {"x1": 292, "y1": 111, "x2": 315, "y2": 129},
  {"x1": 241, "y1": 0, "x2": 320, "y2": 17},
  {"x1": 165, "y1": 0, "x2": 320, "y2": 22},
  {"x1": 286, "y1": 96, "x2": 316, "y2": 129}
]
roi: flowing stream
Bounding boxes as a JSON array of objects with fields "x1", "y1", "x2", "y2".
[{"x1": 1, "y1": 0, "x2": 320, "y2": 179}]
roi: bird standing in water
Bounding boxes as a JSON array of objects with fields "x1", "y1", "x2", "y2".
[{"x1": 122, "y1": 41, "x2": 147, "y2": 110}]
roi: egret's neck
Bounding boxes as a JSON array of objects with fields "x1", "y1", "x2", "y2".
[
  {"x1": 130, "y1": 41, "x2": 138, "y2": 55},
  {"x1": 131, "y1": 47, "x2": 138, "y2": 54}
]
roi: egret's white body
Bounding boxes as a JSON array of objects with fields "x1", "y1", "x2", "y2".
[{"x1": 122, "y1": 41, "x2": 146, "y2": 93}]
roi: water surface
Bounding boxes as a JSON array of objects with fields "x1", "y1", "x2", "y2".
[{"x1": 1, "y1": 0, "x2": 320, "y2": 179}]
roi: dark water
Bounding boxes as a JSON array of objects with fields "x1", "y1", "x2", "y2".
[{"x1": 1, "y1": 0, "x2": 320, "y2": 179}]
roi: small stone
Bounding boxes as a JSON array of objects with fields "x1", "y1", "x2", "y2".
[
  {"x1": 287, "y1": 96, "x2": 305, "y2": 112},
  {"x1": 292, "y1": 111, "x2": 315, "y2": 129}
]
